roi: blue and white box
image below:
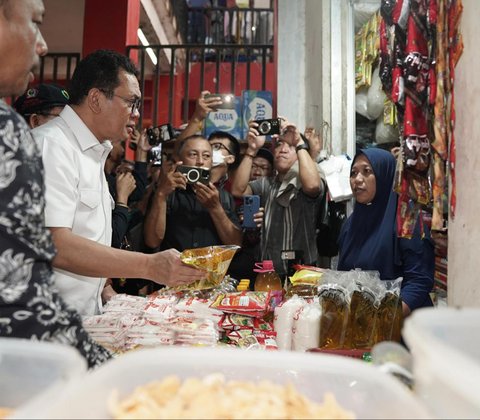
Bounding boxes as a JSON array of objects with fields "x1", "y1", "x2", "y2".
[
  {"x1": 242, "y1": 90, "x2": 273, "y2": 139},
  {"x1": 204, "y1": 96, "x2": 243, "y2": 140}
]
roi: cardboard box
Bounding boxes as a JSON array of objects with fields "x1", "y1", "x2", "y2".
[
  {"x1": 242, "y1": 90, "x2": 273, "y2": 139},
  {"x1": 204, "y1": 96, "x2": 243, "y2": 140}
]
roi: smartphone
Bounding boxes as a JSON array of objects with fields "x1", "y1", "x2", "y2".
[
  {"x1": 204, "y1": 93, "x2": 235, "y2": 110},
  {"x1": 242, "y1": 195, "x2": 260, "y2": 229},
  {"x1": 147, "y1": 123, "x2": 176, "y2": 146}
]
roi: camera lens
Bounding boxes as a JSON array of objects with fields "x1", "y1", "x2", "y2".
[
  {"x1": 258, "y1": 121, "x2": 271, "y2": 135},
  {"x1": 186, "y1": 168, "x2": 200, "y2": 183}
]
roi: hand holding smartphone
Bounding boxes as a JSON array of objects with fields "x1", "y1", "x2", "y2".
[{"x1": 242, "y1": 195, "x2": 260, "y2": 229}]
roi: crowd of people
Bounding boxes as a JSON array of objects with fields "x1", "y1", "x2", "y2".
[{"x1": 0, "y1": 0, "x2": 434, "y2": 368}]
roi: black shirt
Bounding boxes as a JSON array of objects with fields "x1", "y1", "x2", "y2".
[{"x1": 161, "y1": 186, "x2": 240, "y2": 251}]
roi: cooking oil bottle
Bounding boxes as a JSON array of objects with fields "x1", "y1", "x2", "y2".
[{"x1": 253, "y1": 260, "x2": 282, "y2": 292}]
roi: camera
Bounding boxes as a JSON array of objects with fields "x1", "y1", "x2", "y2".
[
  {"x1": 147, "y1": 123, "x2": 176, "y2": 146},
  {"x1": 204, "y1": 93, "x2": 235, "y2": 110},
  {"x1": 177, "y1": 165, "x2": 211, "y2": 185},
  {"x1": 254, "y1": 118, "x2": 281, "y2": 136}
]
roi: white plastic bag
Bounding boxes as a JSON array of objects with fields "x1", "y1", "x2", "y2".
[
  {"x1": 367, "y1": 67, "x2": 386, "y2": 120},
  {"x1": 375, "y1": 117, "x2": 399, "y2": 144}
]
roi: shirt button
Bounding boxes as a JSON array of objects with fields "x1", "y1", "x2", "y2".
[{"x1": 193, "y1": 242, "x2": 198, "y2": 247}]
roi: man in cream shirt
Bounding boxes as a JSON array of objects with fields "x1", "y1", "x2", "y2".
[{"x1": 33, "y1": 49, "x2": 203, "y2": 315}]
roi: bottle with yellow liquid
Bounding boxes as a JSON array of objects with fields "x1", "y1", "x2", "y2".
[{"x1": 253, "y1": 260, "x2": 282, "y2": 292}]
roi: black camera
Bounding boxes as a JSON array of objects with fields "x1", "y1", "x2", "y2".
[
  {"x1": 147, "y1": 123, "x2": 176, "y2": 146},
  {"x1": 204, "y1": 93, "x2": 235, "y2": 110},
  {"x1": 177, "y1": 165, "x2": 211, "y2": 185},
  {"x1": 254, "y1": 118, "x2": 281, "y2": 136}
]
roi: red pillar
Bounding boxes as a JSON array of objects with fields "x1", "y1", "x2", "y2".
[{"x1": 82, "y1": 0, "x2": 140, "y2": 59}]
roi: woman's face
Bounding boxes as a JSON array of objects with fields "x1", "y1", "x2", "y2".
[{"x1": 350, "y1": 154, "x2": 376, "y2": 204}]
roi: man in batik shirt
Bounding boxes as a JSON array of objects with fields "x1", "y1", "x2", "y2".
[{"x1": 0, "y1": 0, "x2": 110, "y2": 368}]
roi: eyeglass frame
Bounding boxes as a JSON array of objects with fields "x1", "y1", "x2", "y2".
[
  {"x1": 210, "y1": 141, "x2": 233, "y2": 156},
  {"x1": 251, "y1": 162, "x2": 272, "y2": 171},
  {"x1": 99, "y1": 88, "x2": 141, "y2": 115}
]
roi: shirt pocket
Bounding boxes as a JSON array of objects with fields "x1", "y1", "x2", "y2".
[{"x1": 79, "y1": 189, "x2": 101, "y2": 209}]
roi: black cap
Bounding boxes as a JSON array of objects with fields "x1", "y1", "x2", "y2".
[
  {"x1": 14, "y1": 84, "x2": 70, "y2": 117},
  {"x1": 256, "y1": 147, "x2": 274, "y2": 166}
]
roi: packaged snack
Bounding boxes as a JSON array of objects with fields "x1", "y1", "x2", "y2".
[{"x1": 210, "y1": 291, "x2": 270, "y2": 318}]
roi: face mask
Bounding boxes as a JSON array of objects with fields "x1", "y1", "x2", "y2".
[{"x1": 212, "y1": 149, "x2": 226, "y2": 167}]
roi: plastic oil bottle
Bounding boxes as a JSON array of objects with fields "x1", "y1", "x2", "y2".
[{"x1": 253, "y1": 260, "x2": 282, "y2": 292}]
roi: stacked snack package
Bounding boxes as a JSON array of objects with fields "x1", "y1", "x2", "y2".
[
  {"x1": 211, "y1": 290, "x2": 283, "y2": 350},
  {"x1": 83, "y1": 290, "x2": 225, "y2": 352}
]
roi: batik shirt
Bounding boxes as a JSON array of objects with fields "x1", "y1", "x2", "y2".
[{"x1": 0, "y1": 100, "x2": 111, "y2": 369}]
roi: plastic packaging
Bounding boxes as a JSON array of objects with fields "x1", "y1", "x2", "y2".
[
  {"x1": 253, "y1": 260, "x2": 282, "y2": 292},
  {"x1": 403, "y1": 308, "x2": 480, "y2": 418},
  {"x1": 0, "y1": 338, "x2": 86, "y2": 415},
  {"x1": 237, "y1": 279, "x2": 250, "y2": 291},
  {"x1": 366, "y1": 67, "x2": 387, "y2": 120},
  {"x1": 14, "y1": 346, "x2": 431, "y2": 418},
  {"x1": 292, "y1": 298, "x2": 322, "y2": 352},
  {"x1": 273, "y1": 295, "x2": 305, "y2": 351},
  {"x1": 179, "y1": 245, "x2": 240, "y2": 290}
]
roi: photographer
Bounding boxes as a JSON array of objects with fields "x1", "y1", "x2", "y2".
[
  {"x1": 231, "y1": 119, "x2": 325, "y2": 281},
  {"x1": 143, "y1": 135, "x2": 242, "y2": 253}
]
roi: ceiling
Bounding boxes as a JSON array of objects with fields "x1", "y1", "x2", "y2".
[{"x1": 41, "y1": 0, "x2": 181, "y2": 55}]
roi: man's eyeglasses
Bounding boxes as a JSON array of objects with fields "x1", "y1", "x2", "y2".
[
  {"x1": 100, "y1": 89, "x2": 141, "y2": 114},
  {"x1": 210, "y1": 142, "x2": 233, "y2": 155}
]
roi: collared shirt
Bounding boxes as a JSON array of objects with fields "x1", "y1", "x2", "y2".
[
  {"x1": 249, "y1": 171, "x2": 322, "y2": 277},
  {"x1": 0, "y1": 100, "x2": 111, "y2": 368},
  {"x1": 32, "y1": 105, "x2": 113, "y2": 316}
]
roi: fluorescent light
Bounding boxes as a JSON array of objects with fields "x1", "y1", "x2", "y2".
[{"x1": 137, "y1": 28, "x2": 158, "y2": 65}]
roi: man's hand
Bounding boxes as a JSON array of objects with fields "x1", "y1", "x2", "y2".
[
  {"x1": 193, "y1": 181, "x2": 221, "y2": 210},
  {"x1": 304, "y1": 127, "x2": 322, "y2": 160},
  {"x1": 148, "y1": 248, "x2": 207, "y2": 287},
  {"x1": 281, "y1": 122, "x2": 303, "y2": 148},
  {"x1": 116, "y1": 172, "x2": 136, "y2": 204},
  {"x1": 192, "y1": 90, "x2": 223, "y2": 121},
  {"x1": 156, "y1": 161, "x2": 187, "y2": 196},
  {"x1": 253, "y1": 207, "x2": 265, "y2": 229},
  {"x1": 247, "y1": 120, "x2": 267, "y2": 152}
]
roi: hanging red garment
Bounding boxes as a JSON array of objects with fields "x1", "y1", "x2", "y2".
[{"x1": 447, "y1": 0, "x2": 463, "y2": 218}]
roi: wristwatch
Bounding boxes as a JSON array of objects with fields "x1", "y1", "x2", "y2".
[{"x1": 295, "y1": 143, "x2": 310, "y2": 153}]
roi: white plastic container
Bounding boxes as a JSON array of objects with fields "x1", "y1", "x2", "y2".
[
  {"x1": 16, "y1": 346, "x2": 430, "y2": 419},
  {"x1": 403, "y1": 307, "x2": 480, "y2": 418},
  {"x1": 0, "y1": 338, "x2": 86, "y2": 414}
]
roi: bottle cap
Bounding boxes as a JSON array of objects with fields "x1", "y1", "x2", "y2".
[{"x1": 253, "y1": 260, "x2": 275, "y2": 273}]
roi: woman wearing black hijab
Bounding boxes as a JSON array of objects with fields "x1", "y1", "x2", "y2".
[{"x1": 338, "y1": 148, "x2": 434, "y2": 317}]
